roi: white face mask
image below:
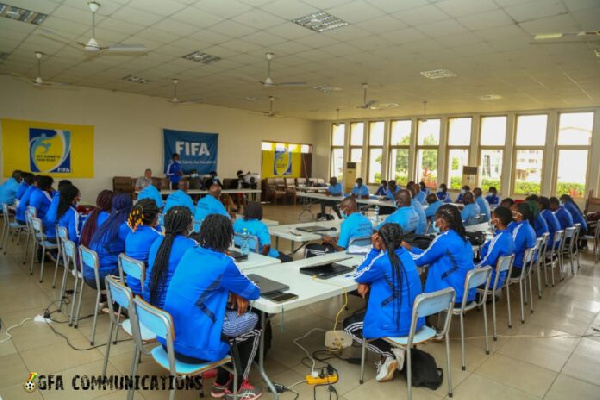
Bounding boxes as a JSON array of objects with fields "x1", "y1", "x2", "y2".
[{"x1": 461, "y1": 189, "x2": 466, "y2": 194}]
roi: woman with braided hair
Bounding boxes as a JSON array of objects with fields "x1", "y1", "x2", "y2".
[
  {"x1": 344, "y1": 223, "x2": 423, "y2": 383},
  {"x1": 80, "y1": 190, "x2": 113, "y2": 247},
  {"x1": 124, "y1": 199, "x2": 161, "y2": 296},
  {"x1": 404, "y1": 204, "x2": 476, "y2": 304},
  {"x1": 56, "y1": 185, "x2": 82, "y2": 244}
]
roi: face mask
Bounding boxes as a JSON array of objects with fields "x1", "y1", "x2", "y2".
[
  {"x1": 342, "y1": 212, "x2": 349, "y2": 219},
  {"x1": 438, "y1": 187, "x2": 443, "y2": 192},
  {"x1": 431, "y1": 223, "x2": 440, "y2": 234},
  {"x1": 489, "y1": 218, "x2": 498, "y2": 230},
  {"x1": 461, "y1": 189, "x2": 466, "y2": 194}
]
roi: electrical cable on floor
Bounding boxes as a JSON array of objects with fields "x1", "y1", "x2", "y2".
[
  {"x1": 43, "y1": 319, "x2": 131, "y2": 351},
  {"x1": 0, "y1": 318, "x2": 33, "y2": 344},
  {"x1": 293, "y1": 328, "x2": 325, "y2": 375}
]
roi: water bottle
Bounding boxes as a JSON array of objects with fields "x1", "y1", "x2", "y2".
[
  {"x1": 374, "y1": 205, "x2": 380, "y2": 224},
  {"x1": 241, "y1": 228, "x2": 250, "y2": 256}
]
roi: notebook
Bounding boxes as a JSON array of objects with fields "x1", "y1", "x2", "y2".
[
  {"x1": 299, "y1": 259, "x2": 356, "y2": 280},
  {"x1": 246, "y1": 274, "x2": 290, "y2": 295}
]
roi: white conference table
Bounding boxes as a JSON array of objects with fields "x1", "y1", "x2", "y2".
[
  {"x1": 268, "y1": 220, "x2": 341, "y2": 251},
  {"x1": 142, "y1": 189, "x2": 262, "y2": 196},
  {"x1": 236, "y1": 251, "x2": 281, "y2": 270},
  {"x1": 295, "y1": 186, "x2": 329, "y2": 192}
]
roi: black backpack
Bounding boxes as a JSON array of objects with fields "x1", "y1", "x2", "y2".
[
  {"x1": 403, "y1": 233, "x2": 434, "y2": 250},
  {"x1": 402, "y1": 348, "x2": 443, "y2": 390},
  {"x1": 465, "y1": 231, "x2": 487, "y2": 246}
]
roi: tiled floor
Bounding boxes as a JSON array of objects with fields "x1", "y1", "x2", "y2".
[{"x1": 1, "y1": 204, "x2": 599, "y2": 400}]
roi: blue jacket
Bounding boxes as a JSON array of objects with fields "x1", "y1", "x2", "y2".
[
  {"x1": 376, "y1": 206, "x2": 418, "y2": 233},
  {"x1": 410, "y1": 230, "x2": 476, "y2": 303},
  {"x1": 194, "y1": 195, "x2": 229, "y2": 223},
  {"x1": 461, "y1": 203, "x2": 481, "y2": 225},
  {"x1": 509, "y1": 220, "x2": 536, "y2": 269},
  {"x1": 161, "y1": 246, "x2": 260, "y2": 361},
  {"x1": 563, "y1": 202, "x2": 587, "y2": 232},
  {"x1": 532, "y1": 214, "x2": 549, "y2": 238},
  {"x1": 554, "y1": 207, "x2": 574, "y2": 231},
  {"x1": 425, "y1": 200, "x2": 443, "y2": 218},
  {"x1": 163, "y1": 190, "x2": 194, "y2": 214},
  {"x1": 541, "y1": 209, "x2": 561, "y2": 245},
  {"x1": 437, "y1": 191, "x2": 451, "y2": 203},
  {"x1": 29, "y1": 189, "x2": 53, "y2": 221},
  {"x1": 233, "y1": 218, "x2": 279, "y2": 257},
  {"x1": 351, "y1": 185, "x2": 369, "y2": 197},
  {"x1": 125, "y1": 225, "x2": 161, "y2": 295},
  {"x1": 412, "y1": 199, "x2": 427, "y2": 234},
  {"x1": 17, "y1": 182, "x2": 29, "y2": 201},
  {"x1": 374, "y1": 186, "x2": 387, "y2": 196},
  {"x1": 57, "y1": 206, "x2": 82, "y2": 245},
  {"x1": 143, "y1": 235, "x2": 197, "y2": 309},
  {"x1": 475, "y1": 196, "x2": 491, "y2": 222},
  {"x1": 337, "y1": 212, "x2": 373, "y2": 249},
  {"x1": 486, "y1": 194, "x2": 500, "y2": 206},
  {"x1": 456, "y1": 193, "x2": 465, "y2": 203},
  {"x1": 166, "y1": 160, "x2": 182, "y2": 184},
  {"x1": 15, "y1": 186, "x2": 37, "y2": 222},
  {"x1": 327, "y1": 183, "x2": 343, "y2": 195},
  {"x1": 0, "y1": 178, "x2": 20, "y2": 206},
  {"x1": 86, "y1": 223, "x2": 130, "y2": 282},
  {"x1": 386, "y1": 186, "x2": 400, "y2": 201},
  {"x1": 43, "y1": 193, "x2": 61, "y2": 238},
  {"x1": 415, "y1": 191, "x2": 426, "y2": 205},
  {"x1": 137, "y1": 186, "x2": 163, "y2": 208},
  {"x1": 477, "y1": 229, "x2": 514, "y2": 288},
  {"x1": 354, "y1": 248, "x2": 424, "y2": 338}
]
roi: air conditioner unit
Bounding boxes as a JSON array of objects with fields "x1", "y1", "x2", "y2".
[
  {"x1": 462, "y1": 166, "x2": 479, "y2": 188},
  {"x1": 344, "y1": 162, "x2": 361, "y2": 193}
]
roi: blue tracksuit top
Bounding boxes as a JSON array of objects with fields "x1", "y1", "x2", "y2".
[
  {"x1": 416, "y1": 190, "x2": 427, "y2": 205},
  {"x1": 354, "y1": 248, "x2": 424, "y2": 338},
  {"x1": 541, "y1": 209, "x2": 561, "y2": 245},
  {"x1": 57, "y1": 206, "x2": 82, "y2": 245},
  {"x1": 327, "y1": 183, "x2": 343, "y2": 195},
  {"x1": 410, "y1": 230, "x2": 476, "y2": 303},
  {"x1": 386, "y1": 186, "x2": 401, "y2": 201},
  {"x1": 554, "y1": 206, "x2": 574, "y2": 231},
  {"x1": 564, "y1": 202, "x2": 587, "y2": 232},
  {"x1": 486, "y1": 194, "x2": 500, "y2": 206},
  {"x1": 233, "y1": 218, "x2": 279, "y2": 257},
  {"x1": 477, "y1": 229, "x2": 515, "y2": 288},
  {"x1": 160, "y1": 246, "x2": 260, "y2": 362},
  {"x1": 509, "y1": 220, "x2": 536, "y2": 269},
  {"x1": 166, "y1": 160, "x2": 182, "y2": 184},
  {"x1": 15, "y1": 186, "x2": 37, "y2": 222},
  {"x1": 337, "y1": 212, "x2": 373, "y2": 249},
  {"x1": 412, "y1": 199, "x2": 427, "y2": 234},
  {"x1": 374, "y1": 185, "x2": 387, "y2": 196},
  {"x1": 351, "y1": 185, "x2": 369, "y2": 197},
  {"x1": 143, "y1": 235, "x2": 197, "y2": 309},
  {"x1": 194, "y1": 194, "x2": 229, "y2": 223},
  {"x1": 17, "y1": 182, "x2": 29, "y2": 201},
  {"x1": 456, "y1": 193, "x2": 465, "y2": 203},
  {"x1": 425, "y1": 200, "x2": 443, "y2": 218},
  {"x1": 29, "y1": 189, "x2": 53, "y2": 221},
  {"x1": 532, "y1": 213, "x2": 549, "y2": 238},
  {"x1": 0, "y1": 178, "x2": 20, "y2": 206},
  {"x1": 376, "y1": 206, "x2": 418, "y2": 233},
  {"x1": 461, "y1": 203, "x2": 481, "y2": 225},
  {"x1": 137, "y1": 186, "x2": 163, "y2": 208},
  {"x1": 125, "y1": 225, "x2": 161, "y2": 295},
  {"x1": 437, "y1": 191, "x2": 451, "y2": 203},
  {"x1": 163, "y1": 190, "x2": 194, "y2": 214},
  {"x1": 475, "y1": 196, "x2": 491, "y2": 222},
  {"x1": 86, "y1": 223, "x2": 130, "y2": 282},
  {"x1": 43, "y1": 193, "x2": 61, "y2": 238}
]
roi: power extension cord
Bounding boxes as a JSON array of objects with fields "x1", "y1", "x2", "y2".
[
  {"x1": 306, "y1": 374, "x2": 338, "y2": 385},
  {"x1": 34, "y1": 315, "x2": 51, "y2": 324},
  {"x1": 324, "y1": 330, "x2": 353, "y2": 350}
]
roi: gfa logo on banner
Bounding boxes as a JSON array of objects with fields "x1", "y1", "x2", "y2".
[
  {"x1": 29, "y1": 128, "x2": 72, "y2": 173},
  {"x1": 273, "y1": 150, "x2": 292, "y2": 176}
]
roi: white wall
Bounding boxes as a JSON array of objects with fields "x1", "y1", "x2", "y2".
[{"x1": 0, "y1": 75, "x2": 318, "y2": 200}]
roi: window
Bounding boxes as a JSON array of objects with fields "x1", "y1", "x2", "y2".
[
  {"x1": 416, "y1": 119, "x2": 440, "y2": 188},
  {"x1": 389, "y1": 120, "x2": 411, "y2": 186},
  {"x1": 480, "y1": 116, "x2": 506, "y2": 192},
  {"x1": 513, "y1": 115, "x2": 547, "y2": 194},
  {"x1": 349, "y1": 122, "x2": 364, "y2": 162},
  {"x1": 555, "y1": 112, "x2": 594, "y2": 198},
  {"x1": 330, "y1": 123, "x2": 345, "y2": 179},
  {"x1": 447, "y1": 117, "x2": 472, "y2": 189},
  {"x1": 368, "y1": 121, "x2": 384, "y2": 184}
]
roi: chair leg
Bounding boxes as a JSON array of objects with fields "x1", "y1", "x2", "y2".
[
  {"x1": 492, "y1": 292, "x2": 497, "y2": 341},
  {"x1": 519, "y1": 281, "x2": 525, "y2": 324},
  {"x1": 505, "y1": 285, "x2": 512, "y2": 328},
  {"x1": 52, "y1": 248, "x2": 61, "y2": 288},
  {"x1": 528, "y1": 270, "x2": 534, "y2": 314},
  {"x1": 68, "y1": 274, "x2": 78, "y2": 326},
  {"x1": 535, "y1": 262, "x2": 542, "y2": 299},
  {"x1": 460, "y1": 312, "x2": 466, "y2": 371},
  {"x1": 482, "y1": 302, "x2": 489, "y2": 355},
  {"x1": 102, "y1": 320, "x2": 115, "y2": 376},
  {"x1": 39, "y1": 244, "x2": 46, "y2": 282},
  {"x1": 90, "y1": 290, "x2": 101, "y2": 345},
  {"x1": 543, "y1": 259, "x2": 549, "y2": 288},
  {"x1": 551, "y1": 259, "x2": 556, "y2": 287},
  {"x1": 114, "y1": 307, "x2": 122, "y2": 344},
  {"x1": 58, "y1": 260, "x2": 70, "y2": 312},
  {"x1": 407, "y1": 344, "x2": 413, "y2": 400},
  {"x1": 29, "y1": 241, "x2": 36, "y2": 275},
  {"x1": 128, "y1": 348, "x2": 141, "y2": 400},
  {"x1": 359, "y1": 339, "x2": 366, "y2": 384},
  {"x1": 74, "y1": 279, "x2": 85, "y2": 328}
]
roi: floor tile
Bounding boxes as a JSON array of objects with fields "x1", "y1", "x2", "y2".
[
  {"x1": 544, "y1": 374, "x2": 600, "y2": 400},
  {"x1": 449, "y1": 373, "x2": 539, "y2": 400}
]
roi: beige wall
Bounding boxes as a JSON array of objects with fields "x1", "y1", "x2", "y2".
[{"x1": 0, "y1": 75, "x2": 318, "y2": 200}]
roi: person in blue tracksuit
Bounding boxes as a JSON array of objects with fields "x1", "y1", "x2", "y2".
[
  {"x1": 124, "y1": 199, "x2": 161, "y2": 296},
  {"x1": 408, "y1": 185, "x2": 427, "y2": 234},
  {"x1": 549, "y1": 197, "x2": 574, "y2": 231},
  {"x1": 344, "y1": 223, "x2": 423, "y2": 382},
  {"x1": 44, "y1": 180, "x2": 73, "y2": 239},
  {"x1": 56, "y1": 185, "x2": 82, "y2": 245},
  {"x1": 374, "y1": 180, "x2": 388, "y2": 196},
  {"x1": 376, "y1": 190, "x2": 418, "y2": 233},
  {"x1": 425, "y1": 194, "x2": 443, "y2": 219},
  {"x1": 29, "y1": 175, "x2": 55, "y2": 221},
  {"x1": 0, "y1": 170, "x2": 22, "y2": 207},
  {"x1": 486, "y1": 187, "x2": 500, "y2": 206},
  {"x1": 508, "y1": 202, "x2": 537, "y2": 278},
  {"x1": 194, "y1": 183, "x2": 230, "y2": 223},
  {"x1": 351, "y1": 178, "x2": 370, "y2": 199},
  {"x1": 461, "y1": 192, "x2": 481, "y2": 225},
  {"x1": 526, "y1": 199, "x2": 548, "y2": 238},
  {"x1": 80, "y1": 190, "x2": 114, "y2": 248},
  {"x1": 436, "y1": 183, "x2": 452, "y2": 203},
  {"x1": 16, "y1": 172, "x2": 33, "y2": 201},
  {"x1": 15, "y1": 178, "x2": 38, "y2": 224},
  {"x1": 163, "y1": 179, "x2": 194, "y2": 214},
  {"x1": 321, "y1": 176, "x2": 343, "y2": 219},
  {"x1": 404, "y1": 204, "x2": 476, "y2": 304},
  {"x1": 137, "y1": 182, "x2": 163, "y2": 209},
  {"x1": 323, "y1": 197, "x2": 373, "y2": 251},
  {"x1": 416, "y1": 181, "x2": 429, "y2": 204},
  {"x1": 539, "y1": 196, "x2": 561, "y2": 246},
  {"x1": 386, "y1": 180, "x2": 401, "y2": 202},
  {"x1": 474, "y1": 188, "x2": 491, "y2": 222},
  {"x1": 560, "y1": 194, "x2": 588, "y2": 234},
  {"x1": 166, "y1": 153, "x2": 183, "y2": 190},
  {"x1": 477, "y1": 206, "x2": 515, "y2": 288},
  {"x1": 456, "y1": 185, "x2": 470, "y2": 204},
  {"x1": 162, "y1": 214, "x2": 262, "y2": 400},
  {"x1": 144, "y1": 206, "x2": 196, "y2": 309}
]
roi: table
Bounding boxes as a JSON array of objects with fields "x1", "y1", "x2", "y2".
[
  {"x1": 295, "y1": 186, "x2": 329, "y2": 192},
  {"x1": 268, "y1": 220, "x2": 341, "y2": 251},
  {"x1": 237, "y1": 252, "x2": 281, "y2": 270}
]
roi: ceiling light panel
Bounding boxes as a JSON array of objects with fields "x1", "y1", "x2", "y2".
[
  {"x1": 420, "y1": 68, "x2": 457, "y2": 79},
  {"x1": 0, "y1": 3, "x2": 48, "y2": 25},
  {"x1": 182, "y1": 50, "x2": 221, "y2": 64},
  {"x1": 480, "y1": 94, "x2": 503, "y2": 101},
  {"x1": 291, "y1": 11, "x2": 348, "y2": 32}
]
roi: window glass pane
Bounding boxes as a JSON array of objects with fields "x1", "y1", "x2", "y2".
[
  {"x1": 516, "y1": 115, "x2": 547, "y2": 146},
  {"x1": 391, "y1": 120, "x2": 412, "y2": 145},
  {"x1": 448, "y1": 149, "x2": 469, "y2": 189},
  {"x1": 417, "y1": 119, "x2": 440, "y2": 145},
  {"x1": 448, "y1": 117, "x2": 472, "y2": 146},
  {"x1": 389, "y1": 148, "x2": 409, "y2": 186},
  {"x1": 369, "y1": 121, "x2": 385, "y2": 146},
  {"x1": 558, "y1": 112, "x2": 593, "y2": 145},
  {"x1": 262, "y1": 142, "x2": 273, "y2": 151},
  {"x1": 480, "y1": 116, "x2": 507, "y2": 146},
  {"x1": 556, "y1": 150, "x2": 588, "y2": 199},
  {"x1": 332, "y1": 124, "x2": 345, "y2": 146},
  {"x1": 480, "y1": 149, "x2": 503, "y2": 192},
  {"x1": 350, "y1": 148, "x2": 362, "y2": 163},
  {"x1": 350, "y1": 122, "x2": 364, "y2": 146},
  {"x1": 331, "y1": 148, "x2": 344, "y2": 180},
  {"x1": 416, "y1": 149, "x2": 438, "y2": 188},
  {"x1": 368, "y1": 148, "x2": 382, "y2": 184},
  {"x1": 514, "y1": 149, "x2": 543, "y2": 194}
]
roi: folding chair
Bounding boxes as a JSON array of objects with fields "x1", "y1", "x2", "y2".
[
  {"x1": 1, "y1": 203, "x2": 27, "y2": 253},
  {"x1": 545, "y1": 230, "x2": 564, "y2": 287},
  {"x1": 22, "y1": 206, "x2": 37, "y2": 264},
  {"x1": 452, "y1": 266, "x2": 492, "y2": 370},
  {"x1": 133, "y1": 297, "x2": 238, "y2": 400},
  {"x1": 563, "y1": 226, "x2": 577, "y2": 276},
  {"x1": 117, "y1": 254, "x2": 146, "y2": 343},
  {"x1": 359, "y1": 287, "x2": 456, "y2": 400},
  {"x1": 507, "y1": 243, "x2": 539, "y2": 324},
  {"x1": 79, "y1": 245, "x2": 103, "y2": 345},
  {"x1": 30, "y1": 217, "x2": 59, "y2": 282},
  {"x1": 572, "y1": 223, "x2": 582, "y2": 272},
  {"x1": 52, "y1": 226, "x2": 67, "y2": 288},
  {"x1": 57, "y1": 236, "x2": 77, "y2": 313},
  {"x1": 66, "y1": 240, "x2": 86, "y2": 328},
  {"x1": 233, "y1": 232, "x2": 260, "y2": 254},
  {"x1": 534, "y1": 232, "x2": 550, "y2": 299},
  {"x1": 478, "y1": 255, "x2": 514, "y2": 341}
]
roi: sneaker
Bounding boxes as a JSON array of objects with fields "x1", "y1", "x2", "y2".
[
  {"x1": 392, "y1": 348, "x2": 406, "y2": 371},
  {"x1": 211, "y1": 378, "x2": 232, "y2": 398},
  {"x1": 375, "y1": 356, "x2": 398, "y2": 382},
  {"x1": 224, "y1": 380, "x2": 262, "y2": 400}
]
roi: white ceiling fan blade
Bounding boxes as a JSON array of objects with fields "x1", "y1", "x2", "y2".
[
  {"x1": 364, "y1": 99, "x2": 378, "y2": 108},
  {"x1": 276, "y1": 81, "x2": 307, "y2": 87},
  {"x1": 533, "y1": 30, "x2": 599, "y2": 40},
  {"x1": 105, "y1": 44, "x2": 148, "y2": 53}
]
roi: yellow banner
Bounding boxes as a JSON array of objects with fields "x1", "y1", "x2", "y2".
[
  {"x1": 2, "y1": 118, "x2": 94, "y2": 178},
  {"x1": 262, "y1": 149, "x2": 301, "y2": 178}
]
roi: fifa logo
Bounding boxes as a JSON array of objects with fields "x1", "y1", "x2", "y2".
[
  {"x1": 23, "y1": 373, "x2": 37, "y2": 393},
  {"x1": 29, "y1": 128, "x2": 72, "y2": 174}
]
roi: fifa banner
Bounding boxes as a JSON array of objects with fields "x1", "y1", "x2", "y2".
[
  {"x1": 163, "y1": 129, "x2": 218, "y2": 175},
  {"x1": 1, "y1": 118, "x2": 94, "y2": 178},
  {"x1": 261, "y1": 148, "x2": 301, "y2": 178}
]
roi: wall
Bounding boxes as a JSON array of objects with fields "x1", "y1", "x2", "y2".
[{"x1": 0, "y1": 75, "x2": 318, "y2": 200}]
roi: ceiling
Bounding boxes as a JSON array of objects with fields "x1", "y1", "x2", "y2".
[{"x1": 0, "y1": 0, "x2": 599, "y2": 120}]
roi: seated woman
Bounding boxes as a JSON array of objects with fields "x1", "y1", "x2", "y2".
[
  {"x1": 460, "y1": 192, "x2": 481, "y2": 225},
  {"x1": 29, "y1": 175, "x2": 55, "y2": 221},
  {"x1": 485, "y1": 187, "x2": 500, "y2": 206},
  {"x1": 508, "y1": 202, "x2": 537, "y2": 278},
  {"x1": 125, "y1": 199, "x2": 161, "y2": 297},
  {"x1": 477, "y1": 206, "x2": 515, "y2": 288},
  {"x1": 539, "y1": 196, "x2": 561, "y2": 245},
  {"x1": 161, "y1": 214, "x2": 262, "y2": 400},
  {"x1": 15, "y1": 175, "x2": 37, "y2": 225},
  {"x1": 526, "y1": 199, "x2": 549, "y2": 238},
  {"x1": 344, "y1": 223, "x2": 423, "y2": 382},
  {"x1": 403, "y1": 205, "x2": 476, "y2": 304},
  {"x1": 560, "y1": 194, "x2": 588, "y2": 245},
  {"x1": 455, "y1": 185, "x2": 470, "y2": 204},
  {"x1": 436, "y1": 183, "x2": 452, "y2": 203},
  {"x1": 144, "y1": 206, "x2": 196, "y2": 309},
  {"x1": 80, "y1": 190, "x2": 114, "y2": 248},
  {"x1": 56, "y1": 185, "x2": 82, "y2": 245}
]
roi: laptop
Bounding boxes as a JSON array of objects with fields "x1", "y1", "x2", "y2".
[
  {"x1": 296, "y1": 225, "x2": 336, "y2": 233},
  {"x1": 299, "y1": 257, "x2": 356, "y2": 279},
  {"x1": 246, "y1": 274, "x2": 290, "y2": 295},
  {"x1": 228, "y1": 249, "x2": 248, "y2": 262}
]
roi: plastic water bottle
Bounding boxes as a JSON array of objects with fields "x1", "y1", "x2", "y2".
[
  {"x1": 374, "y1": 205, "x2": 380, "y2": 224},
  {"x1": 241, "y1": 228, "x2": 250, "y2": 256}
]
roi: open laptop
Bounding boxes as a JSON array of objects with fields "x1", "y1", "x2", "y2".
[
  {"x1": 246, "y1": 274, "x2": 290, "y2": 295},
  {"x1": 299, "y1": 257, "x2": 356, "y2": 279},
  {"x1": 296, "y1": 225, "x2": 336, "y2": 233}
]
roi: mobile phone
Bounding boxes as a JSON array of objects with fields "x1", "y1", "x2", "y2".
[{"x1": 262, "y1": 292, "x2": 298, "y2": 303}]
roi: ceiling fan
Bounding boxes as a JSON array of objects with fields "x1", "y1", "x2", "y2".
[
  {"x1": 355, "y1": 83, "x2": 378, "y2": 109},
  {"x1": 533, "y1": 30, "x2": 599, "y2": 40},
  {"x1": 13, "y1": 51, "x2": 73, "y2": 89},
  {"x1": 254, "y1": 96, "x2": 284, "y2": 117},
  {"x1": 167, "y1": 79, "x2": 198, "y2": 105},
  {"x1": 260, "y1": 53, "x2": 306, "y2": 87}
]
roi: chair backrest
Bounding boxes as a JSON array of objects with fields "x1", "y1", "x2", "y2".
[
  {"x1": 1, "y1": 203, "x2": 9, "y2": 220},
  {"x1": 233, "y1": 232, "x2": 260, "y2": 254},
  {"x1": 133, "y1": 297, "x2": 176, "y2": 373},
  {"x1": 348, "y1": 236, "x2": 372, "y2": 248},
  {"x1": 409, "y1": 288, "x2": 456, "y2": 345},
  {"x1": 552, "y1": 230, "x2": 564, "y2": 251},
  {"x1": 26, "y1": 206, "x2": 37, "y2": 219},
  {"x1": 106, "y1": 274, "x2": 132, "y2": 311},
  {"x1": 193, "y1": 219, "x2": 202, "y2": 232},
  {"x1": 80, "y1": 245, "x2": 100, "y2": 287},
  {"x1": 31, "y1": 217, "x2": 44, "y2": 237},
  {"x1": 297, "y1": 178, "x2": 306, "y2": 186},
  {"x1": 496, "y1": 255, "x2": 514, "y2": 274},
  {"x1": 539, "y1": 232, "x2": 550, "y2": 258},
  {"x1": 523, "y1": 247, "x2": 536, "y2": 268},
  {"x1": 62, "y1": 237, "x2": 76, "y2": 260},
  {"x1": 464, "y1": 266, "x2": 492, "y2": 306},
  {"x1": 564, "y1": 226, "x2": 576, "y2": 239},
  {"x1": 118, "y1": 254, "x2": 145, "y2": 291},
  {"x1": 57, "y1": 225, "x2": 68, "y2": 240}
]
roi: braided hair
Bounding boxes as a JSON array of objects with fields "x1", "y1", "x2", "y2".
[
  {"x1": 148, "y1": 206, "x2": 192, "y2": 305},
  {"x1": 80, "y1": 190, "x2": 113, "y2": 247},
  {"x1": 56, "y1": 185, "x2": 80, "y2": 222},
  {"x1": 128, "y1": 199, "x2": 159, "y2": 232},
  {"x1": 89, "y1": 193, "x2": 132, "y2": 249},
  {"x1": 436, "y1": 204, "x2": 468, "y2": 242},
  {"x1": 378, "y1": 223, "x2": 408, "y2": 330},
  {"x1": 198, "y1": 214, "x2": 233, "y2": 253}
]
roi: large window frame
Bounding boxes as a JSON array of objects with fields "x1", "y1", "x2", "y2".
[
  {"x1": 415, "y1": 118, "x2": 441, "y2": 189},
  {"x1": 367, "y1": 121, "x2": 385, "y2": 184},
  {"x1": 446, "y1": 117, "x2": 472, "y2": 190},
  {"x1": 388, "y1": 119, "x2": 412, "y2": 186},
  {"x1": 479, "y1": 115, "x2": 507, "y2": 192},
  {"x1": 512, "y1": 114, "x2": 548, "y2": 196},
  {"x1": 349, "y1": 122, "x2": 364, "y2": 163},
  {"x1": 330, "y1": 123, "x2": 345, "y2": 180}
]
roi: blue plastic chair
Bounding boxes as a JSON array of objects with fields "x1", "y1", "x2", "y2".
[
  {"x1": 133, "y1": 297, "x2": 238, "y2": 400},
  {"x1": 478, "y1": 255, "x2": 514, "y2": 341},
  {"x1": 1, "y1": 203, "x2": 28, "y2": 253},
  {"x1": 118, "y1": 253, "x2": 146, "y2": 293}
]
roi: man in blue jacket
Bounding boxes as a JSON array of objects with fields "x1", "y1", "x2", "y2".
[
  {"x1": 549, "y1": 197, "x2": 574, "y2": 231},
  {"x1": 163, "y1": 179, "x2": 194, "y2": 214},
  {"x1": 321, "y1": 176, "x2": 343, "y2": 219},
  {"x1": 17, "y1": 172, "x2": 34, "y2": 201},
  {"x1": 474, "y1": 187, "x2": 491, "y2": 222},
  {"x1": 137, "y1": 181, "x2": 164, "y2": 209},
  {"x1": 461, "y1": 192, "x2": 481, "y2": 225},
  {"x1": 351, "y1": 178, "x2": 369, "y2": 199},
  {"x1": 166, "y1": 153, "x2": 183, "y2": 190},
  {"x1": 539, "y1": 197, "x2": 561, "y2": 246},
  {"x1": 194, "y1": 183, "x2": 230, "y2": 223},
  {"x1": 425, "y1": 193, "x2": 443, "y2": 219},
  {"x1": 0, "y1": 170, "x2": 22, "y2": 207},
  {"x1": 409, "y1": 184, "x2": 427, "y2": 234},
  {"x1": 324, "y1": 197, "x2": 373, "y2": 251},
  {"x1": 376, "y1": 190, "x2": 418, "y2": 233}
]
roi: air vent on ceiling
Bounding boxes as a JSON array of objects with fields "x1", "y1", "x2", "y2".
[
  {"x1": 182, "y1": 51, "x2": 221, "y2": 64},
  {"x1": 0, "y1": 3, "x2": 47, "y2": 25},
  {"x1": 123, "y1": 75, "x2": 150, "y2": 84},
  {"x1": 480, "y1": 94, "x2": 503, "y2": 101},
  {"x1": 420, "y1": 69, "x2": 457, "y2": 80},
  {"x1": 292, "y1": 11, "x2": 348, "y2": 32}
]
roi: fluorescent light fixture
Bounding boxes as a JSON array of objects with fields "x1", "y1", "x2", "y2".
[
  {"x1": 292, "y1": 11, "x2": 348, "y2": 32},
  {"x1": 420, "y1": 69, "x2": 457, "y2": 79},
  {"x1": 533, "y1": 33, "x2": 564, "y2": 40},
  {"x1": 480, "y1": 94, "x2": 503, "y2": 101},
  {"x1": 123, "y1": 75, "x2": 150, "y2": 84},
  {"x1": 182, "y1": 51, "x2": 221, "y2": 64},
  {"x1": 0, "y1": 3, "x2": 48, "y2": 25}
]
